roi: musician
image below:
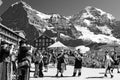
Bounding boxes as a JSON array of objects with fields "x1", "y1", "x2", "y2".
[
  {"x1": 51, "y1": 50, "x2": 57, "y2": 67},
  {"x1": 55, "y1": 50, "x2": 65, "y2": 77},
  {"x1": 11, "y1": 46, "x2": 18, "y2": 74},
  {"x1": 43, "y1": 51, "x2": 49, "y2": 72},
  {"x1": 72, "y1": 49, "x2": 83, "y2": 77},
  {"x1": 33, "y1": 49, "x2": 44, "y2": 77},
  {"x1": 17, "y1": 40, "x2": 32, "y2": 80},
  {"x1": 33, "y1": 49, "x2": 39, "y2": 78}
]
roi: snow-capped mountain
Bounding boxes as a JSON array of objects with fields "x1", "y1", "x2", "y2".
[
  {"x1": 1, "y1": 1, "x2": 120, "y2": 47},
  {"x1": 69, "y1": 6, "x2": 120, "y2": 44},
  {"x1": 70, "y1": 6, "x2": 115, "y2": 35}
]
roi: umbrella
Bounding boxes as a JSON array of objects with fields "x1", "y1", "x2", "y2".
[{"x1": 48, "y1": 41, "x2": 68, "y2": 49}]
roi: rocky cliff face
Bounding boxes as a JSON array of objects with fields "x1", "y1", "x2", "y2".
[{"x1": 1, "y1": 1, "x2": 39, "y2": 44}]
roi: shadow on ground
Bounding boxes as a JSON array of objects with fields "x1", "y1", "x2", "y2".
[{"x1": 86, "y1": 76, "x2": 105, "y2": 79}]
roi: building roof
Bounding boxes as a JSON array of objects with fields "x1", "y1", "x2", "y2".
[
  {"x1": 34, "y1": 34, "x2": 55, "y2": 41},
  {"x1": 0, "y1": 23, "x2": 25, "y2": 40},
  {"x1": 48, "y1": 41, "x2": 68, "y2": 48}
]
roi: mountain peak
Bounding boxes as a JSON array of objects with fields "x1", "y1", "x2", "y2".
[
  {"x1": 11, "y1": 0, "x2": 28, "y2": 7},
  {"x1": 11, "y1": 1, "x2": 51, "y2": 19},
  {"x1": 85, "y1": 6, "x2": 105, "y2": 13},
  {"x1": 85, "y1": 6, "x2": 115, "y2": 20}
]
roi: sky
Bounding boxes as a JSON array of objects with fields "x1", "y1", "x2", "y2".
[{"x1": 0, "y1": 0, "x2": 120, "y2": 20}]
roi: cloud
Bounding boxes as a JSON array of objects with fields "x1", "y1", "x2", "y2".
[
  {"x1": 0, "y1": 0, "x2": 3, "y2": 6},
  {"x1": 75, "y1": 45, "x2": 90, "y2": 53}
]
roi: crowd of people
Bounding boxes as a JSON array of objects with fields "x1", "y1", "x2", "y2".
[
  {"x1": 0, "y1": 40, "x2": 33, "y2": 80},
  {"x1": 0, "y1": 39, "x2": 120, "y2": 80},
  {"x1": 0, "y1": 39, "x2": 83, "y2": 80},
  {"x1": 32, "y1": 48, "x2": 83, "y2": 78}
]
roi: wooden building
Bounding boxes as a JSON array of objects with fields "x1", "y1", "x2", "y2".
[
  {"x1": 34, "y1": 34, "x2": 55, "y2": 50},
  {"x1": 0, "y1": 23, "x2": 25, "y2": 45}
]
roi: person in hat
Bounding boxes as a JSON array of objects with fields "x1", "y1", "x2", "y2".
[
  {"x1": 104, "y1": 51, "x2": 114, "y2": 78},
  {"x1": 17, "y1": 40, "x2": 32, "y2": 80},
  {"x1": 72, "y1": 49, "x2": 83, "y2": 77}
]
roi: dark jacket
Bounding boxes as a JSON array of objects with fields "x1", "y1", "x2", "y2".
[
  {"x1": 74, "y1": 53, "x2": 83, "y2": 69},
  {"x1": 0, "y1": 47, "x2": 10, "y2": 62},
  {"x1": 18, "y1": 46, "x2": 31, "y2": 67}
]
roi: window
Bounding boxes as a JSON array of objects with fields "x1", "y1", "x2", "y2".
[
  {"x1": 42, "y1": 36, "x2": 45, "y2": 38},
  {"x1": 50, "y1": 43, "x2": 53, "y2": 45},
  {"x1": 36, "y1": 40, "x2": 38, "y2": 43},
  {"x1": 42, "y1": 47, "x2": 45, "y2": 50},
  {"x1": 6, "y1": 31, "x2": 8, "y2": 34},
  {"x1": 42, "y1": 39, "x2": 44, "y2": 43},
  {"x1": 43, "y1": 42, "x2": 45, "y2": 46},
  {"x1": 2, "y1": 29, "x2": 4, "y2": 33},
  {"x1": 3, "y1": 36, "x2": 5, "y2": 39},
  {"x1": 15, "y1": 35, "x2": 17, "y2": 39},
  {"x1": 46, "y1": 39, "x2": 48, "y2": 42},
  {"x1": 36, "y1": 43, "x2": 38, "y2": 46},
  {"x1": 39, "y1": 39, "x2": 41, "y2": 42},
  {"x1": 0, "y1": 28, "x2": 1, "y2": 31},
  {"x1": 46, "y1": 43, "x2": 48, "y2": 46},
  {"x1": 50, "y1": 40, "x2": 52, "y2": 43}
]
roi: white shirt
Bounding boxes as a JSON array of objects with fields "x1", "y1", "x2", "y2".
[{"x1": 106, "y1": 54, "x2": 114, "y2": 62}]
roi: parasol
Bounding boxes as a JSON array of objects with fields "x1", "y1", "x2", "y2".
[{"x1": 48, "y1": 41, "x2": 68, "y2": 49}]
